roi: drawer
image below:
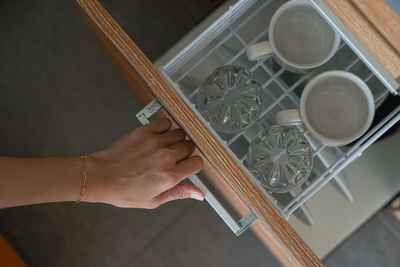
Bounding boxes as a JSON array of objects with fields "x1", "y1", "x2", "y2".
[{"x1": 76, "y1": 0, "x2": 400, "y2": 265}]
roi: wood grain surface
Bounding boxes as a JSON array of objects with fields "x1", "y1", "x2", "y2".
[
  {"x1": 75, "y1": 0, "x2": 322, "y2": 266},
  {"x1": 350, "y1": 0, "x2": 400, "y2": 53},
  {"x1": 324, "y1": 0, "x2": 400, "y2": 81}
]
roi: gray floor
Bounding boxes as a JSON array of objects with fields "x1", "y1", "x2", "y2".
[
  {"x1": 325, "y1": 205, "x2": 400, "y2": 267},
  {"x1": 0, "y1": 1, "x2": 399, "y2": 267}
]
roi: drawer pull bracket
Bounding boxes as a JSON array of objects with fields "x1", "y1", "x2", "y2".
[{"x1": 136, "y1": 99, "x2": 258, "y2": 236}]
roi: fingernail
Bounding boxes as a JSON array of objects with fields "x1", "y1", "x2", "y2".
[{"x1": 190, "y1": 192, "x2": 204, "y2": 201}]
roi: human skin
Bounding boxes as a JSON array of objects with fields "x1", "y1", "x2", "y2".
[{"x1": 0, "y1": 118, "x2": 204, "y2": 209}]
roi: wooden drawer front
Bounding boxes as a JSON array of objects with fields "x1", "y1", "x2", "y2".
[{"x1": 75, "y1": 0, "x2": 321, "y2": 266}]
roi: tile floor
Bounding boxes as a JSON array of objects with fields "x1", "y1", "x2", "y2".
[{"x1": 0, "y1": 1, "x2": 399, "y2": 267}]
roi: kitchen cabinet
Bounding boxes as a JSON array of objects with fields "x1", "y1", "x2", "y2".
[{"x1": 75, "y1": 0, "x2": 400, "y2": 265}]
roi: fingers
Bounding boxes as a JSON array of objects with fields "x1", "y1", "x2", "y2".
[
  {"x1": 144, "y1": 118, "x2": 171, "y2": 133},
  {"x1": 153, "y1": 183, "x2": 204, "y2": 207},
  {"x1": 173, "y1": 156, "x2": 203, "y2": 180},
  {"x1": 160, "y1": 128, "x2": 186, "y2": 146},
  {"x1": 168, "y1": 140, "x2": 196, "y2": 162}
]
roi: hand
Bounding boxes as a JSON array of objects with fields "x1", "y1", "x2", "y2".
[{"x1": 86, "y1": 118, "x2": 204, "y2": 208}]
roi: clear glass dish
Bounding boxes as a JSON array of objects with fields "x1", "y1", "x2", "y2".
[
  {"x1": 197, "y1": 65, "x2": 263, "y2": 134},
  {"x1": 246, "y1": 125, "x2": 313, "y2": 193}
]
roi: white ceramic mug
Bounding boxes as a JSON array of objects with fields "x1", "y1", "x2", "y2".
[
  {"x1": 276, "y1": 71, "x2": 375, "y2": 146},
  {"x1": 246, "y1": 0, "x2": 340, "y2": 71}
]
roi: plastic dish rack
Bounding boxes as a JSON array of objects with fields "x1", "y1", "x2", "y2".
[{"x1": 157, "y1": 0, "x2": 400, "y2": 222}]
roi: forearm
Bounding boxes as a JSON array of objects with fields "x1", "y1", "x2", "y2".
[
  {"x1": 0, "y1": 119, "x2": 204, "y2": 209},
  {"x1": 0, "y1": 156, "x2": 86, "y2": 208}
]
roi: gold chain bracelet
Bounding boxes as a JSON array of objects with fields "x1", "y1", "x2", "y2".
[{"x1": 76, "y1": 155, "x2": 87, "y2": 203}]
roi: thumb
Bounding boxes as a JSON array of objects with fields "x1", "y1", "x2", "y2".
[{"x1": 153, "y1": 183, "x2": 204, "y2": 206}]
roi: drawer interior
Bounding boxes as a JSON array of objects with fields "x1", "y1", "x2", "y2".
[{"x1": 159, "y1": 0, "x2": 400, "y2": 221}]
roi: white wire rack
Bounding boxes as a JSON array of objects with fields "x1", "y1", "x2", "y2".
[{"x1": 159, "y1": 0, "x2": 400, "y2": 220}]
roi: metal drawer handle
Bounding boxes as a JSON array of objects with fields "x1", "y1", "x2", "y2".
[{"x1": 136, "y1": 99, "x2": 257, "y2": 236}]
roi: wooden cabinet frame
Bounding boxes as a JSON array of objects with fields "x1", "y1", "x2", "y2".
[{"x1": 75, "y1": 0, "x2": 400, "y2": 265}]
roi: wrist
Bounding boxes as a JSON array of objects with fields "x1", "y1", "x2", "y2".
[{"x1": 81, "y1": 152, "x2": 108, "y2": 203}]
